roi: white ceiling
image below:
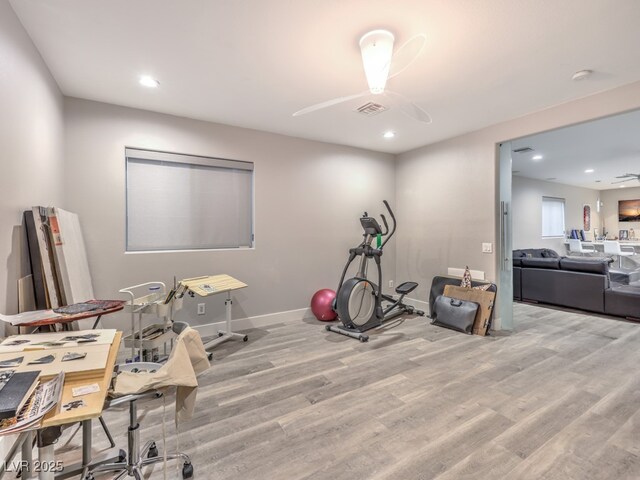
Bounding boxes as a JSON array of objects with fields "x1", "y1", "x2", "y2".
[
  {"x1": 512, "y1": 108, "x2": 640, "y2": 191},
  {"x1": 9, "y1": 0, "x2": 640, "y2": 154}
]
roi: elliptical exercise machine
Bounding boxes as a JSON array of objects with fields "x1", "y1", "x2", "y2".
[{"x1": 326, "y1": 200, "x2": 424, "y2": 342}]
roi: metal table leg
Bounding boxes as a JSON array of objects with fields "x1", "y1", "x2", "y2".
[
  {"x1": 54, "y1": 419, "x2": 124, "y2": 480},
  {"x1": 21, "y1": 431, "x2": 34, "y2": 479},
  {"x1": 37, "y1": 428, "x2": 61, "y2": 480},
  {"x1": 202, "y1": 292, "x2": 248, "y2": 351}
]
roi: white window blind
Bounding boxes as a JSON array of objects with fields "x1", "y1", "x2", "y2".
[
  {"x1": 126, "y1": 148, "x2": 254, "y2": 251},
  {"x1": 541, "y1": 197, "x2": 565, "y2": 238}
]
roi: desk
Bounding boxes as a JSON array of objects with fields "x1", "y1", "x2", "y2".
[
  {"x1": 35, "y1": 332, "x2": 121, "y2": 480},
  {"x1": 180, "y1": 275, "x2": 248, "y2": 350},
  {"x1": 564, "y1": 240, "x2": 640, "y2": 246},
  {"x1": 16, "y1": 300, "x2": 126, "y2": 331}
]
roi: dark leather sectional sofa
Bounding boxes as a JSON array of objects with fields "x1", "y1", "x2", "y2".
[{"x1": 513, "y1": 248, "x2": 640, "y2": 320}]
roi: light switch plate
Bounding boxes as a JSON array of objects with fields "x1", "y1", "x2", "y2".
[{"x1": 482, "y1": 242, "x2": 493, "y2": 253}]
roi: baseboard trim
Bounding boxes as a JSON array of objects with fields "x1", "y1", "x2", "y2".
[{"x1": 191, "y1": 307, "x2": 314, "y2": 337}]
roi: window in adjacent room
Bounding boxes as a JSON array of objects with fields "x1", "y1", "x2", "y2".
[
  {"x1": 125, "y1": 148, "x2": 254, "y2": 252},
  {"x1": 541, "y1": 196, "x2": 565, "y2": 238}
]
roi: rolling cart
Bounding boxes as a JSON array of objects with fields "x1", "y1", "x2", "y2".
[{"x1": 119, "y1": 282, "x2": 183, "y2": 362}]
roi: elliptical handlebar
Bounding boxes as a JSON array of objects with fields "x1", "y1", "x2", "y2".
[
  {"x1": 380, "y1": 200, "x2": 397, "y2": 249},
  {"x1": 379, "y1": 214, "x2": 389, "y2": 236}
]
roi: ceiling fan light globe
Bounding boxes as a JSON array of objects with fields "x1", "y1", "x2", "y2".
[{"x1": 359, "y1": 29, "x2": 394, "y2": 95}]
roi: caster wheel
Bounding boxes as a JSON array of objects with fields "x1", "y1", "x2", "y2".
[
  {"x1": 182, "y1": 462, "x2": 194, "y2": 479},
  {"x1": 148, "y1": 442, "x2": 158, "y2": 458},
  {"x1": 208, "y1": 353, "x2": 213, "y2": 361},
  {"x1": 242, "y1": 335, "x2": 248, "y2": 342},
  {"x1": 84, "y1": 475, "x2": 95, "y2": 480},
  {"x1": 325, "y1": 325, "x2": 331, "y2": 331},
  {"x1": 118, "y1": 449, "x2": 127, "y2": 463},
  {"x1": 359, "y1": 337, "x2": 368, "y2": 343},
  {"x1": 417, "y1": 310, "x2": 425, "y2": 316},
  {"x1": 218, "y1": 332, "x2": 224, "y2": 337}
]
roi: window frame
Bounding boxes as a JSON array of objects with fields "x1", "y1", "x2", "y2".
[
  {"x1": 541, "y1": 196, "x2": 566, "y2": 238},
  {"x1": 124, "y1": 147, "x2": 255, "y2": 253}
]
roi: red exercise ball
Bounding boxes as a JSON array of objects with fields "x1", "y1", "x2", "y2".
[{"x1": 310, "y1": 289, "x2": 337, "y2": 321}]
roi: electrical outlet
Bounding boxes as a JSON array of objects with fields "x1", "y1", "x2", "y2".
[
  {"x1": 389, "y1": 280, "x2": 394, "y2": 288},
  {"x1": 197, "y1": 303, "x2": 205, "y2": 315},
  {"x1": 482, "y1": 242, "x2": 493, "y2": 253}
]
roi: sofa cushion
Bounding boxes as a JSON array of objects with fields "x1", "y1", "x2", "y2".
[
  {"x1": 513, "y1": 248, "x2": 560, "y2": 259},
  {"x1": 560, "y1": 257, "x2": 610, "y2": 275},
  {"x1": 521, "y1": 257, "x2": 560, "y2": 269},
  {"x1": 605, "y1": 285, "x2": 640, "y2": 319},
  {"x1": 522, "y1": 269, "x2": 607, "y2": 313}
]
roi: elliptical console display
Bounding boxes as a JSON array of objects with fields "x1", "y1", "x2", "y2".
[{"x1": 326, "y1": 200, "x2": 424, "y2": 342}]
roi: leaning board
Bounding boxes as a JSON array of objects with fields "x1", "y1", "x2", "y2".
[
  {"x1": 443, "y1": 285, "x2": 496, "y2": 336},
  {"x1": 0, "y1": 344, "x2": 111, "y2": 381},
  {"x1": 49, "y1": 207, "x2": 95, "y2": 310},
  {"x1": 0, "y1": 329, "x2": 117, "y2": 351}
]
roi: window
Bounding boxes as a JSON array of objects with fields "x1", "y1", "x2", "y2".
[
  {"x1": 541, "y1": 197, "x2": 565, "y2": 238},
  {"x1": 125, "y1": 148, "x2": 254, "y2": 251}
]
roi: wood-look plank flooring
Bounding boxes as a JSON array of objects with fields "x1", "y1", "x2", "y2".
[{"x1": 53, "y1": 303, "x2": 640, "y2": 479}]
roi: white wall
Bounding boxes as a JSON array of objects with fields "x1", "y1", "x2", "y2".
[
  {"x1": 395, "y1": 80, "x2": 640, "y2": 311},
  {"x1": 63, "y1": 98, "x2": 396, "y2": 330},
  {"x1": 512, "y1": 176, "x2": 600, "y2": 253},
  {"x1": 0, "y1": 0, "x2": 64, "y2": 316},
  {"x1": 600, "y1": 185, "x2": 640, "y2": 238},
  {"x1": 0, "y1": 0, "x2": 65, "y2": 460}
]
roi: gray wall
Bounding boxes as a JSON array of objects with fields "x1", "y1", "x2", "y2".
[
  {"x1": 395, "y1": 81, "x2": 640, "y2": 319},
  {"x1": 0, "y1": 0, "x2": 65, "y2": 316},
  {"x1": 63, "y1": 98, "x2": 396, "y2": 329},
  {"x1": 512, "y1": 176, "x2": 601, "y2": 253},
  {"x1": 600, "y1": 185, "x2": 640, "y2": 238}
]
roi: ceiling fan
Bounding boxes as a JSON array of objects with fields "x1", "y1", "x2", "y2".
[
  {"x1": 292, "y1": 29, "x2": 432, "y2": 124},
  {"x1": 611, "y1": 173, "x2": 640, "y2": 184}
]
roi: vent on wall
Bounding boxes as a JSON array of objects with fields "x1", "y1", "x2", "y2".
[
  {"x1": 513, "y1": 147, "x2": 534, "y2": 153},
  {"x1": 355, "y1": 102, "x2": 388, "y2": 116}
]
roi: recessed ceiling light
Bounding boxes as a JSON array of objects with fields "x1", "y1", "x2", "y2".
[
  {"x1": 139, "y1": 75, "x2": 159, "y2": 88},
  {"x1": 585, "y1": 169, "x2": 594, "y2": 173},
  {"x1": 620, "y1": 185, "x2": 626, "y2": 188},
  {"x1": 572, "y1": 69, "x2": 592, "y2": 81},
  {"x1": 532, "y1": 155, "x2": 543, "y2": 161},
  {"x1": 383, "y1": 131, "x2": 395, "y2": 139},
  {"x1": 595, "y1": 180, "x2": 601, "y2": 183}
]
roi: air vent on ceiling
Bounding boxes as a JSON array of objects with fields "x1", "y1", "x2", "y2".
[
  {"x1": 513, "y1": 147, "x2": 534, "y2": 153},
  {"x1": 355, "y1": 102, "x2": 388, "y2": 116}
]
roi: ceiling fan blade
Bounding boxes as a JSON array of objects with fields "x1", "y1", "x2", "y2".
[
  {"x1": 611, "y1": 178, "x2": 633, "y2": 184},
  {"x1": 384, "y1": 91, "x2": 432, "y2": 124},
  {"x1": 615, "y1": 174, "x2": 636, "y2": 178},
  {"x1": 292, "y1": 91, "x2": 370, "y2": 117},
  {"x1": 386, "y1": 34, "x2": 427, "y2": 80}
]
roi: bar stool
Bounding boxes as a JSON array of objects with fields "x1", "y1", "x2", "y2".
[
  {"x1": 603, "y1": 240, "x2": 635, "y2": 267},
  {"x1": 568, "y1": 239, "x2": 595, "y2": 256}
]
